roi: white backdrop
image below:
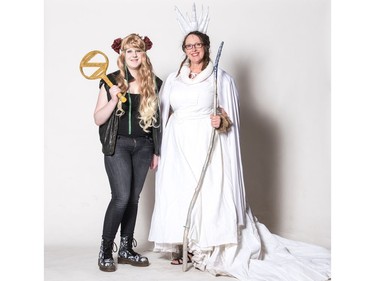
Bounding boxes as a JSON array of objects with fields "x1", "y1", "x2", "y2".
[{"x1": 45, "y1": 0, "x2": 330, "y2": 249}]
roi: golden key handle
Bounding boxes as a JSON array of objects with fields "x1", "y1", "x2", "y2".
[{"x1": 79, "y1": 50, "x2": 126, "y2": 103}]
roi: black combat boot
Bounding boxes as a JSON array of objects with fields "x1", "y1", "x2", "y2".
[
  {"x1": 98, "y1": 239, "x2": 117, "y2": 272},
  {"x1": 118, "y1": 235, "x2": 149, "y2": 267}
]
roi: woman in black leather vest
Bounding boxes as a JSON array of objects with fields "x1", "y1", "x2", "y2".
[{"x1": 93, "y1": 33, "x2": 162, "y2": 272}]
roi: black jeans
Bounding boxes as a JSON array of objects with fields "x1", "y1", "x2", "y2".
[{"x1": 102, "y1": 135, "x2": 153, "y2": 241}]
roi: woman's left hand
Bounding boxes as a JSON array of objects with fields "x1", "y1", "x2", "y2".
[
  {"x1": 210, "y1": 114, "x2": 221, "y2": 128},
  {"x1": 150, "y1": 154, "x2": 159, "y2": 170}
]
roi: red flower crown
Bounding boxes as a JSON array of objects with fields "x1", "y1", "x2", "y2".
[{"x1": 111, "y1": 36, "x2": 153, "y2": 54}]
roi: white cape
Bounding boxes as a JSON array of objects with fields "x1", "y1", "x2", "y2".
[{"x1": 148, "y1": 63, "x2": 331, "y2": 281}]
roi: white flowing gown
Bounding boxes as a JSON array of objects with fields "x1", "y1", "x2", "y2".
[{"x1": 148, "y1": 62, "x2": 331, "y2": 281}]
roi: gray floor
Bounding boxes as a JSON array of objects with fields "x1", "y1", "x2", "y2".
[{"x1": 45, "y1": 245, "x2": 234, "y2": 281}]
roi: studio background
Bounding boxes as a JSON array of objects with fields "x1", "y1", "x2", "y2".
[{"x1": 45, "y1": 0, "x2": 330, "y2": 249}]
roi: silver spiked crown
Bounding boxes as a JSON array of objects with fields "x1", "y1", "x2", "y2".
[{"x1": 175, "y1": 3, "x2": 210, "y2": 35}]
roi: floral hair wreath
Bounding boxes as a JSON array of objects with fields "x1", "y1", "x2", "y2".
[{"x1": 111, "y1": 35, "x2": 153, "y2": 54}]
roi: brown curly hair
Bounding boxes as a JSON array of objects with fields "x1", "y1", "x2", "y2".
[{"x1": 177, "y1": 31, "x2": 211, "y2": 76}]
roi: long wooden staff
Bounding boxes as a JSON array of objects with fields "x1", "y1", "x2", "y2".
[{"x1": 182, "y1": 42, "x2": 224, "y2": 272}]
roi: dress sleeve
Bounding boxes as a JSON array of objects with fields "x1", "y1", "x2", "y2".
[{"x1": 159, "y1": 72, "x2": 176, "y2": 132}]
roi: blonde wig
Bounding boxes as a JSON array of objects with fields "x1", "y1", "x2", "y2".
[{"x1": 116, "y1": 34, "x2": 158, "y2": 132}]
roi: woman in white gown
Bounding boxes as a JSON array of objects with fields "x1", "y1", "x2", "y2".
[{"x1": 148, "y1": 30, "x2": 331, "y2": 281}]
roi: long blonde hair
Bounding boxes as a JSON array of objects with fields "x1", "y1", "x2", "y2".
[{"x1": 116, "y1": 34, "x2": 158, "y2": 132}]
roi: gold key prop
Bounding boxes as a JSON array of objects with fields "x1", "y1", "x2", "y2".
[{"x1": 79, "y1": 50, "x2": 127, "y2": 103}]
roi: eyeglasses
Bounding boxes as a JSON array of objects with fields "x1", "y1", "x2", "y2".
[{"x1": 184, "y1": 43, "x2": 204, "y2": 50}]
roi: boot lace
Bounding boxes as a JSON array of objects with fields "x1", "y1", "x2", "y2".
[
  {"x1": 112, "y1": 242, "x2": 118, "y2": 253},
  {"x1": 131, "y1": 238, "x2": 137, "y2": 248}
]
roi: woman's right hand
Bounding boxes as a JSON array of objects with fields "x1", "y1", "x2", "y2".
[
  {"x1": 94, "y1": 85, "x2": 119, "y2": 126},
  {"x1": 109, "y1": 85, "x2": 121, "y2": 103}
]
